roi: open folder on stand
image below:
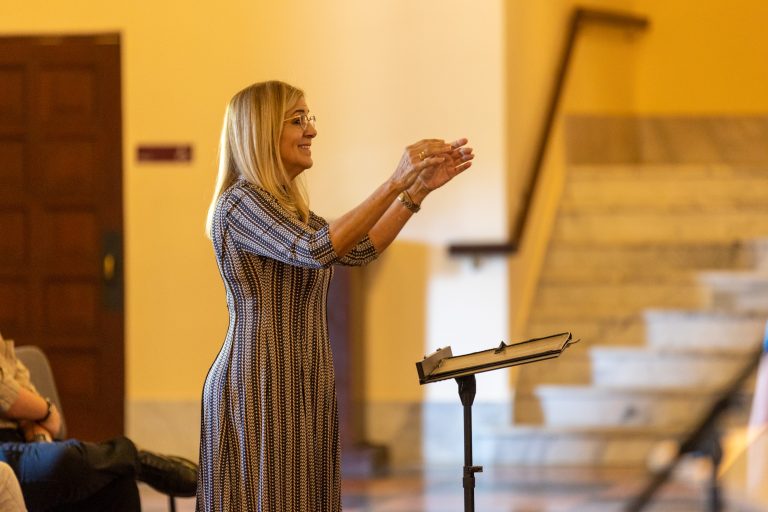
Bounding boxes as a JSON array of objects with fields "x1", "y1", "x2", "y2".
[{"x1": 416, "y1": 332, "x2": 578, "y2": 385}]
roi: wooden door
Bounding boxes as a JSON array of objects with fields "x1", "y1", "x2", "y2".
[{"x1": 0, "y1": 35, "x2": 124, "y2": 440}]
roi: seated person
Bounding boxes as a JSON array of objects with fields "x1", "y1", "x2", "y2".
[{"x1": 0, "y1": 332, "x2": 197, "y2": 512}]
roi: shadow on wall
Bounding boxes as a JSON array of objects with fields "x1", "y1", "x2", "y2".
[{"x1": 362, "y1": 241, "x2": 430, "y2": 469}]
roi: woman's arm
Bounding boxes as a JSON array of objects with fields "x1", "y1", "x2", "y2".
[
  {"x1": 354, "y1": 138, "x2": 474, "y2": 254},
  {"x1": 3, "y1": 387, "x2": 62, "y2": 438},
  {"x1": 329, "y1": 138, "x2": 473, "y2": 257},
  {"x1": 327, "y1": 139, "x2": 450, "y2": 257}
]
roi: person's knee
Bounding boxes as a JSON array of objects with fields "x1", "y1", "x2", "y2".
[{"x1": 39, "y1": 441, "x2": 94, "y2": 485}]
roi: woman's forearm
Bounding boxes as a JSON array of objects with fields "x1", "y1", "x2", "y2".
[
  {"x1": 327, "y1": 139, "x2": 456, "y2": 258},
  {"x1": 3, "y1": 387, "x2": 49, "y2": 421},
  {"x1": 328, "y1": 179, "x2": 401, "y2": 257},
  {"x1": 366, "y1": 181, "x2": 430, "y2": 253}
]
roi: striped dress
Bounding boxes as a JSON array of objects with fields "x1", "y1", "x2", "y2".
[{"x1": 197, "y1": 179, "x2": 378, "y2": 512}]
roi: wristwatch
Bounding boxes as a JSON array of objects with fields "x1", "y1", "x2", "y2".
[{"x1": 38, "y1": 398, "x2": 53, "y2": 422}]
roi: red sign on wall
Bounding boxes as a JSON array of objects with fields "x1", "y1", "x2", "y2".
[{"x1": 137, "y1": 145, "x2": 193, "y2": 162}]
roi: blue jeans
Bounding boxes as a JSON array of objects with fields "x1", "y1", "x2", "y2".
[{"x1": 0, "y1": 433, "x2": 141, "y2": 512}]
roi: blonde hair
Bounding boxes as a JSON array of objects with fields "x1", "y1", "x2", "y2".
[{"x1": 206, "y1": 81, "x2": 309, "y2": 237}]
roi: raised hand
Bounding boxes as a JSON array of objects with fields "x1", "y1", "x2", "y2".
[
  {"x1": 389, "y1": 139, "x2": 450, "y2": 192},
  {"x1": 414, "y1": 138, "x2": 474, "y2": 193}
]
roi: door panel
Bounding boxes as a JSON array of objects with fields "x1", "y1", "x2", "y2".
[
  {"x1": 41, "y1": 141, "x2": 99, "y2": 194},
  {"x1": 0, "y1": 35, "x2": 123, "y2": 441}
]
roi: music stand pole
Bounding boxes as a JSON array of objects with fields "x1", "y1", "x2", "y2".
[{"x1": 457, "y1": 375, "x2": 483, "y2": 512}]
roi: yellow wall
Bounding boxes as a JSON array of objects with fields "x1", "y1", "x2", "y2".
[
  {"x1": 633, "y1": 0, "x2": 768, "y2": 113},
  {"x1": 4, "y1": 0, "x2": 768, "y2": 418},
  {"x1": 0, "y1": 0, "x2": 507, "y2": 407}
]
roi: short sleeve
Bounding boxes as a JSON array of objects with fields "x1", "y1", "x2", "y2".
[
  {"x1": 14, "y1": 360, "x2": 38, "y2": 394},
  {"x1": 0, "y1": 359, "x2": 20, "y2": 413},
  {"x1": 221, "y1": 183, "x2": 339, "y2": 269},
  {"x1": 307, "y1": 211, "x2": 379, "y2": 267},
  {"x1": 336, "y1": 234, "x2": 378, "y2": 266}
]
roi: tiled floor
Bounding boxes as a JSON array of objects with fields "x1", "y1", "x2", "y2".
[
  {"x1": 139, "y1": 484, "x2": 196, "y2": 511},
  {"x1": 140, "y1": 423, "x2": 768, "y2": 511},
  {"x1": 139, "y1": 466, "x2": 715, "y2": 512}
]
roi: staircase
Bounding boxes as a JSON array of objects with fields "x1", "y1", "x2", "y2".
[{"x1": 499, "y1": 116, "x2": 768, "y2": 466}]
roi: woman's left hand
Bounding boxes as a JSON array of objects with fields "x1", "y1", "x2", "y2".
[{"x1": 412, "y1": 138, "x2": 474, "y2": 196}]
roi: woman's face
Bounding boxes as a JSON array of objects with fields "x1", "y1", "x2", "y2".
[{"x1": 279, "y1": 97, "x2": 317, "y2": 179}]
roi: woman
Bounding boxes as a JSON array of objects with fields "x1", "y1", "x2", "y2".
[{"x1": 198, "y1": 80, "x2": 473, "y2": 511}]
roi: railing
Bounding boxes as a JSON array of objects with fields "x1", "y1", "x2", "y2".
[
  {"x1": 448, "y1": 7, "x2": 649, "y2": 257},
  {"x1": 626, "y1": 344, "x2": 766, "y2": 512}
]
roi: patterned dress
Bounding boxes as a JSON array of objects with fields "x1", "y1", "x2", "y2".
[{"x1": 197, "y1": 179, "x2": 378, "y2": 512}]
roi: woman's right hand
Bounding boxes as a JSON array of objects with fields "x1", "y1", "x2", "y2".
[{"x1": 388, "y1": 140, "x2": 451, "y2": 192}]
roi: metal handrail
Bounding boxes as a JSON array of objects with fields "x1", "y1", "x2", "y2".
[
  {"x1": 626, "y1": 344, "x2": 765, "y2": 512},
  {"x1": 448, "y1": 7, "x2": 649, "y2": 257}
]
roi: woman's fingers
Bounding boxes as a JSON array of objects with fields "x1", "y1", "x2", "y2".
[
  {"x1": 455, "y1": 159, "x2": 473, "y2": 173},
  {"x1": 409, "y1": 139, "x2": 452, "y2": 157},
  {"x1": 398, "y1": 138, "x2": 473, "y2": 188},
  {"x1": 449, "y1": 138, "x2": 469, "y2": 149}
]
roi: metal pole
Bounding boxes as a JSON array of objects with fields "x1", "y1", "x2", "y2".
[{"x1": 457, "y1": 375, "x2": 483, "y2": 512}]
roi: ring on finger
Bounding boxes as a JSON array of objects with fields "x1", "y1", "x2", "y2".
[{"x1": 418, "y1": 150, "x2": 427, "y2": 161}]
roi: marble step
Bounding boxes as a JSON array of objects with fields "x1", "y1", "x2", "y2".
[
  {"x1": 515, "y1": 352, "x2": 593, "y2": 390},
  {"x1": 564, "y1": 116, "x2": 768, "y2": 166},
  {"x1": 535, "y1": 385, "x2": 714, "y2": 428},
  {"x1": 644, "y1": 310, "x2": 766, "y2": 352},
  {"x1": 530, "y1": 282, "x2": 707, "y2": 321},
  {"x1": 561, "y1": 164, "x2": 768, "y2": 213},
  {"x1": 698, "y1": 271, "x2": 768, "y2": 313},
  {"x1": 484, "y1": 425, "x2": 681, "y2": 466},
  {"x1": 589, "y1": 347, "x2": 752, "y2": 390},
  {"x1": 752, "y1": 238, "x2": 768, "y2": 272},
  {"x1": 552, "y1": 209, "x2": 768, "y2": 245},
  {"x1": 540, "y1": 241, "x2": 754, "y2": 285},
  {"x1": 527, "y1": 317, "x2": 648, "y2": 347}
]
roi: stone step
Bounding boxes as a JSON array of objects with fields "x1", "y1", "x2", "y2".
[
  {"x1": 484, "y1": 425, "x2": 681, "y2": 466},
  {"x1": 552, "y1": 210, "x2": 768, "y2": 245},
  {"x1": 751, "y1": 238, "x2": 768, "y2": 272},
  {"x1": 564, "y1": 116, "x2": 768, "y2": 166},
  {"x1": 527, "y1": 317, "x2": 648, "y2": 346},
  {"x1": 590, "y1": 347, "x2": 752, "y2": 390},
  {"x1": 540, "y1": 241, "x2": 753, "y2": 285},
  {"x1": 698, "y1": 271, "x2": 768, "y2": 313},
  {"x1": 644, "y1": 310, "x2": 766, "y2": 352},
  {"x1": 535, "y1": 385, "x2": 714, "y2": 428},
  {"x1": 529, "y1": 282, "x2": 706, "y2": 321},
  {"x1": 561, "y1": 164, "x2": 768, "y2": 213},
  {"x1": 516, "y1": 352, "x2": 593, "y2": 391}
]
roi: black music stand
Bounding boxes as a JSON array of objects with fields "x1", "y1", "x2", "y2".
[{"x1": 416, "y1": 332, "x2": 578, "y2": 512}]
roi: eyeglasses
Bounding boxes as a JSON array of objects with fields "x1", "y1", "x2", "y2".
[{"x1": 284, "y1": 113, "x2": 317, "y2": 131}]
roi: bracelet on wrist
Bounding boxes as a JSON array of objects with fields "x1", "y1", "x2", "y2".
[
  {"x1": 38, "y1": 398, "x2": 53, "y2": 423},
  {"x1": 397, "y1": 190, "x2": 421, "y2": 213}
]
